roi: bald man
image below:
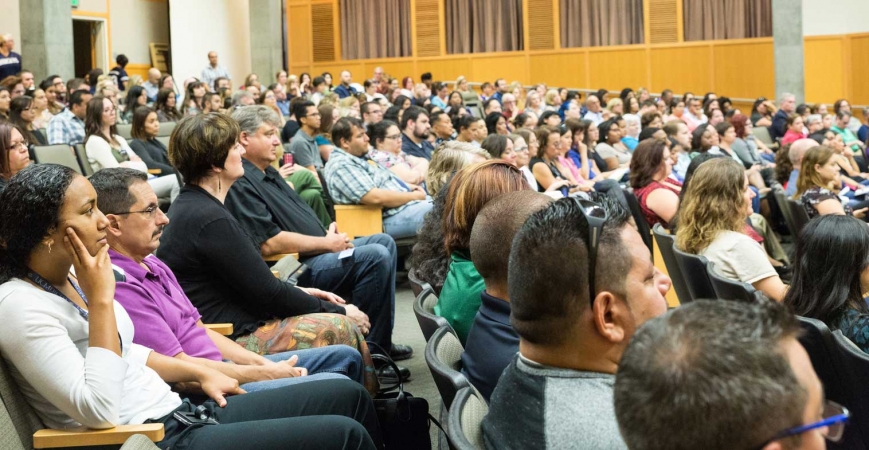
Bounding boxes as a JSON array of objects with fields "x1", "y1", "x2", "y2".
[
  {"x1": 202, "y1": 51, "x2": 231, "y2": 92},
  {"x1": 0, "y1": 33, "x2": 21, "y2": 80},
  {"x1": 142, "y1": 67, "x2": 162, "y2": 102},
  {"x1": 784, "y1": 138, "x2": 818, "y2": 197}
]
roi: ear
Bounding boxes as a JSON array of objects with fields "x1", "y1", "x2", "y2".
[
  {"x1": 104, "y1": 214, "x2": 123, "y2": 236},
  {"x1": 591, "y1": 292, "x2": 630, "y2": 344},
  {"x1": 238, "y1": 130, "x2": 251, "y2": 147}
]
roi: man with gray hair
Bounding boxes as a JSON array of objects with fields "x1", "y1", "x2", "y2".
[
  {"x1": 224, "y1": 106, "x2": 411, "y2": 377},
  {"x1": 614, "y1": 300, "x2": 838, "y2": 450},
  {"x1": 772, "y1": 92, "x2": 796, "y2": 140},
  {"x1": 784, "y1": 138, "x2": 817, "y2": 197},
  {"x1": 0, "y1": 33, "x2": 21, "y2": 80},
  {"x1": 232, "y1": 90, "x2": 255, "y2": 108}
]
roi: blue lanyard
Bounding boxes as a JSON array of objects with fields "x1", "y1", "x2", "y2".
[{"x1": 27, "y1": 271, "x2": 122, "y2": 352}]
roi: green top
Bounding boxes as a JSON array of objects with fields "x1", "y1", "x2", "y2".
[
  {"x1": 434, "y1": 250, "x2": 486, "y2": 343},
  {"x1": 831, "y1": 125, "x2": 862, "y2": 152}
]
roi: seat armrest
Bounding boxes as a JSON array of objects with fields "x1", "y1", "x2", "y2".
[
  {"x1": 203, "y1": 323, "x2": 233, "y2": 335},
  {"x1": 147, "y1": 169, "x2": 161, "y2": 175},
  {"x1": 263, "y1": 253, "x2": 300, "y2": 262},
  {"x1": 33, "y1": 423, "x2": 164, "y2": 448}
]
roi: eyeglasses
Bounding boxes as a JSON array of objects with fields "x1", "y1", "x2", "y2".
[
  {"x1": 112, "y1": 205, "x2": 160, "y2": 219},
  {"x1": 573, "y1": 198, "x2": 608, "y2": 307},
  {"x1": 7, "y1": 140, "x2": 28, "y2": 151},
  {"x1": 755, "y1": 401, "x2": 849, "y2": 449},
  {"x1": 514, "y1": 146, "x2": 529, "y2": 152}
]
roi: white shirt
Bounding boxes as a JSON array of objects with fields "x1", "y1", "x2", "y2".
[
  {"x1": 85, "y1": 135, "x2": 149, "y2": 174},
  {"x1": 699, "y1": 231, "x2": 777, "y2": 285},
  {"x1": 0, "y1": 279, "x2": 181, "y2": 429},
  {"x1": 583, "y1": 110, "x2": 603, "y2": 125}
]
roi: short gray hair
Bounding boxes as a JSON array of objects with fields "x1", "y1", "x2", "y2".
[
  {"x1": 779, "y1": 92, "x2": 795, "y2": 105},
  {"x1": 231, "y1": 105, "x2": 281, "y2": 135},
  {"x1": 614, "y1": 300, "x2": 806, "y2": 450},
  {"x1": 231, "y1": 91, "x2": 254, "y2": 107}
]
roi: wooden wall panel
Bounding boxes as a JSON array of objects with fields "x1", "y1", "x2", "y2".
[
  {"x1": 647, "y1": 0, "x2": 679, "y2": 44},
  {"x1": 529, "y1": 53, "x2": 586, "y2": 88},
  {"x1": 415, "y1": 0, "x2": 441, "y2": 57},
  {"x1": 287, "y1": 5, "x2": 311, "y2": 67},
  {"x1": 849, "y1": 35, "x2": 869, "y2": 106},
  {"x1": 528, "y1": 0, "x2": 555, "y2": 50},
  {"x1": 311, "y1": 3, "x2": 336, "y2": 62},
  {"x1": 588, "y1": 48, "x2": 647, "y2": 91},
  {"x1": 804, "y1": 37, "x2": 844, "y2": 104},
  {"x1": 469, "y1": 55, "x2": 528, "y2": 85},
  {"x1": 650, "y1": 45, "x2": 711, "y2": 94},
  {"x1": 713, "y1": 41, "x2": 774, "y2": 100},
  {"x1": 416, "y1": 57, "x2": 472, "y2": 82}
]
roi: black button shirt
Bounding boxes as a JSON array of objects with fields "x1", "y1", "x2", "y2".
[{"x1": 225, "y1": 159, "x2": 327, "y2": 249}]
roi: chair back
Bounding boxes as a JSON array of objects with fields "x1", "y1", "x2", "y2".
[
  {"x1": 157, "y1": 122, "x2": 176, "y2": 137},
  {"x1": 116, "y1": 124, "x2": 133, "y2": 140},
  {"x1": 425, "y1": 326, "x2": 470, "y2": 410},
  {"x1": 447, "y1": 387, "x2": 489, "y2": 450},
  {"x1": 652, "y1": 224, "x2": 691, "y2": 303},
  {"x1": 752, "y1": 126, "x2": 774, "y2": 146},
  {"x1": 407, "y1": 268, "x2": 429, "y2": 298},
  {"x1": 32, "y1": 145, "x2": 83, "y2": 175},
  {"x1": 706, "y1": 262, "x2": 760, "y2": 302},
  {"x1": 786, "y1": 197, "x2": 810, "y2": 236},
  {"x1": 0, "y1": 356, "x2": 44, "y2": 450},
  {"x1": 72, "y1": 144, "x2": 94, "y2": 177},
  {"x1": 461, "y1": 91, "x2": 479, "y2": 105},
  {"x1": 672, "y1": 245, "x2": 716, "y2": 301},
  {"x1": 155, "y1": 136, "x2": 171, "y2": 150},
  {"x1": 316, "y1": 169, "x2": 337, "y2": 222},
  {"x1": 797, "y1": 317, "x2": 865, "y2": 450},
  {"x1": 773, "y1": 187, "x2": 799, "y2": 237},
  {"x1": 414, "y1": 286, "x2": 451, "y2": 342},
  {"x1": 831, "y1": 331, "x2": 869, "y2": 449},
  {"x1": 623, "y1": 190, "x2": 653, "y2": 255}
]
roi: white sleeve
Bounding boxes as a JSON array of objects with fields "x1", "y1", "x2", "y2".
[
  {"x1": 85, "y1": 137, "x2": 121, "y2": 171},
  {"x1": 0, "y1": 292, "x2": 128, "y2": 429},
  {"x1": 117, "y1": 137, "x2": 149, "y2": 173},
  {"x1": 719, "y1": 234, "x2": 778, "y2": 284}
]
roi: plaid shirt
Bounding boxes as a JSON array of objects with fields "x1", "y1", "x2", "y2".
[
  {"x1": 324, "y1": 147, "x2": 420, "y2": 218},
  {"x1": 46, "y1": 109, "x2": 86, "y2": 145}
]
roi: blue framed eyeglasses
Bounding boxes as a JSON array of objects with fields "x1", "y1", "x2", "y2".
[{"x1": 756, "y1": 401, "x2": 849, "y2": 448}]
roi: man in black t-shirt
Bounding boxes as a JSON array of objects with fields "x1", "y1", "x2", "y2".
[{"x1": 226, "y1": 106, "x2": 413, "y2": 371}]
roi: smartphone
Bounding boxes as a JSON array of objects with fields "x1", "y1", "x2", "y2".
[{"x1": 283, "y1": 153, "x2": 294, "y2": 166}]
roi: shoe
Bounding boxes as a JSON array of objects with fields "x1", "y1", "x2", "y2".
[
  {"x1": 376, "y1": 363, "x2": 411, "y2": 384},
  {"x1": 389, "y1": 343, "x2": 414, "y2": 361}
]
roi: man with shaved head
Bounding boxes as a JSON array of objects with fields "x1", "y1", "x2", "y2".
[
  {"x1": 461, "y1": 191, "x2": 552, "y2": 401},
  {"x1": 202, "y1": 51, "x2": 230, "y2": 92},
  {"x1": 784, "y1": 138, "x2": 820, "y2": 197},
  {"x1": 142, "y1": 67, "x2": 161, "y2": 102},
  {"x1": 0, "y1": 33, "x2": 21, "y2": 80}
]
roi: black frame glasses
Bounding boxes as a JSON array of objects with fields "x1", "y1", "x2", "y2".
[{"x1": 574, "y1": 198, "x2": 608, "y2": 307}]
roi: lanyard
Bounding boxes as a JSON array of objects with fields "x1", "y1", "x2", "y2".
[{"x1": 27, "y1": 271, "x2": 123, "y2": 353}]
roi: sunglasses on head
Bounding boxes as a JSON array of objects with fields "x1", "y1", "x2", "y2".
[{"x1": 572, "y1": 198, "x2": 608, "y2": 307}]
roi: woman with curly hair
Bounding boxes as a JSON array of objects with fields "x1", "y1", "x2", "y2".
[{"x1": 676, "y1": 157, "x2": 786, "y2": 301}]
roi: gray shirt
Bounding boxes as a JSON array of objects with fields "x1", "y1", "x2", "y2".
[
  {"x1": 289, "y1": 128, "x2": 322, "y2": 169},
  {"x1": 483, "y1": 354, "x2": 627, "y2": 449}
]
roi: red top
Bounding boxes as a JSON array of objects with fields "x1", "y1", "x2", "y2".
[{"x1": 635, "y1": 179, "x2": 682, "y2": 228}]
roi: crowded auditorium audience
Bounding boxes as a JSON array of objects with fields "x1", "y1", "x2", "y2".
[{"x1": 3, "y1": 32, "x2": 869, "y2": 448}]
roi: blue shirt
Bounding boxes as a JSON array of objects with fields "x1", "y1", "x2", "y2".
[
  {"x1": 46, "y1": 109, "x2": 86, "y2": 145},
  {"x1": 323, "y1": 147, "x2": 420, "y2": 217},
  {"x1": 276, "y1": 99, "x2": 290, "y2": 117},
  {"x1": 401, "y1": 133, "x2": 434, "y2": 160},
  {"x1": 622, "y1": 136, "x2": 638, "y2": 151},
  {"x1": 333, "y1": 84, "x2": 357, "y2": 99},
  {"x1": 0, "y1": 51, "x2": 21, "y2": 80},
  {"x1": 461, "y1": 291, "x2": 518, "y2": 402},
  {"x1": 785, "y1": 169, "x2": 800, "y2": 197}
]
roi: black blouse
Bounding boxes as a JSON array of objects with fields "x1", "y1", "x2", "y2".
[
  {"x1": 156, "y1": 185, "x2": 344, "y2": 338},
  {"x1": 130, "y1": 138, "x2": 175, "y2": 176}
]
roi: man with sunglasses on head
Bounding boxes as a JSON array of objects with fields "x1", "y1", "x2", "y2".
[
  {"x1": 482, "y1": 196, "x2": 671, "y2": 449},
  {"x1": 614, "y1": 300, "x2": 845, "y2": 450}
]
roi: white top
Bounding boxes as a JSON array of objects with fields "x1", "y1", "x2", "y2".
[
  {"x1": 520, "y1": 165, "x2": 539, "y2": 191},
  {"x1": 0, "y1": 279, "x2": 181, "y2": 429},
  {"x1": 595, "y1": 142, "x2": 631, "y2": 165},
  {"x1": 85, "y1": 135, "x2": 149, "y2": 173},
  {"x1": 699, "y1": 231, "x2": 777, "y2": 285},
  {"x1": 582, "y1": 111, "x2": 603, "y2": 125}
]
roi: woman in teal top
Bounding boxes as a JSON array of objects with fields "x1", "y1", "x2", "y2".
[{"x1": 434, "y1": 160, "x2": 530, "y2": 343}]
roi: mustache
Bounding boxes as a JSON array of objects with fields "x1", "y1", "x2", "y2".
[{"x1": 152, "y1": 226, "x2": 165, "y2": 238}]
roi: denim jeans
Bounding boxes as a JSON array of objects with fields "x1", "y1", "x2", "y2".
[
  {"x1": 239, "y1": 345, "x2": 362, "y2": 393},
  {"x1": 298, "y1": 233, "x2": 397, "y2": 355},
  {"x1": 382, "y1": 200, "x2": 433, "y2": 239}
]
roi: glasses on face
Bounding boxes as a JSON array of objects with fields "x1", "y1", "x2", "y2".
[
  {"x1": 573, "y1": 198, "x2": 608, "y2": 307},
  {"x1": 7, "y1": 140, "x2": 28, "y2": 151},
  {"x1": 515, "y1": 146, "x2": 529, "y2": 152},
  {"x1": 756, "y1": 401, "x2": 849, "y2": 449},
  {"x1": 112, "y1": 205, "x2": 160, "y2": 219}
]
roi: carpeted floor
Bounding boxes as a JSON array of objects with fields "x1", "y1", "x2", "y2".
[{"x1": 390, "y1": 277, "x2": 446, "y2": 445}]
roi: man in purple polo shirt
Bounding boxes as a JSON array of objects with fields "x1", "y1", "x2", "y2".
[{"x1": 91, "y1": 168, "x2": 366, "y2": 393}]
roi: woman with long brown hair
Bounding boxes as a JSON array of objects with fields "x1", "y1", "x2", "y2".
[
  {"x1": 676, "y1": 158, "x2": 787, "y2": 301},
  {"x1": 436, "y1": 160, "x2": 530, "y2": 343},
  {"x1": 630, "y1": 138, "x2": 681, "y2": 227},
  {"x1": 795, "y1": 145, "x2": 868, "y2": 220}
]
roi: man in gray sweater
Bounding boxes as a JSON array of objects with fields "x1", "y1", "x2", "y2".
[{"x1": 482, "y1": 197, "x2": 672, "y2": 449}]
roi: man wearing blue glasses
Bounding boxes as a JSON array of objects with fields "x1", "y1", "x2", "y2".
[{"x1": 614, "y1": 300, "x2": 845, "y2": 450}]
